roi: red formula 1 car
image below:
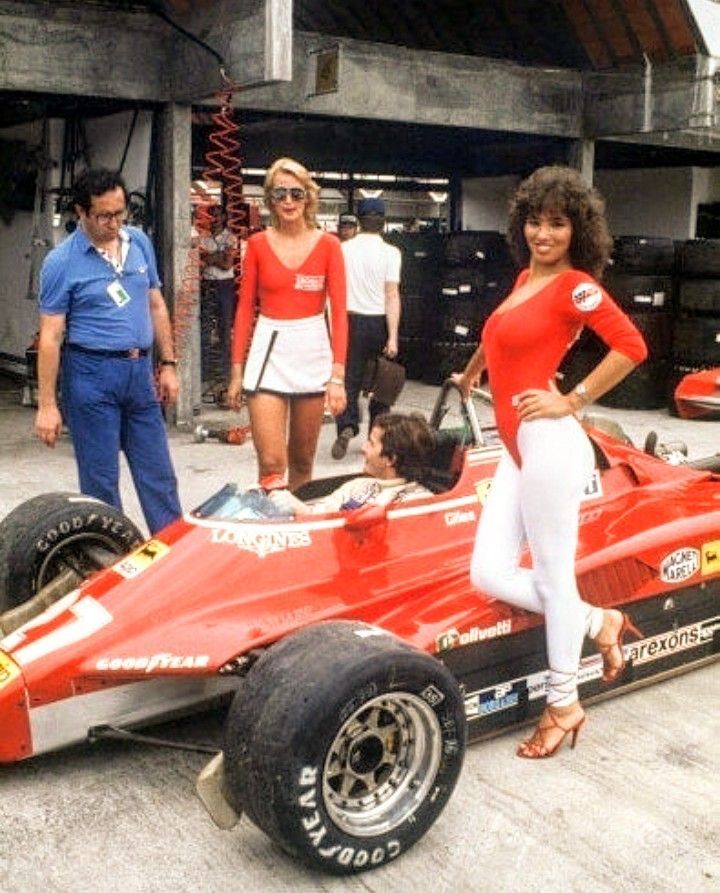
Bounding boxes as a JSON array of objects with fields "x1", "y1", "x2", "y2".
[
  {"x1": 1, "y1": 383, "x2": 719, "y2": 874},
  {"x1": 674, "y1": 367, "x2": 720, "y2": 419}
]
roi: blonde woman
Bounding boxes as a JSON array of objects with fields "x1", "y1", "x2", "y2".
[{"x1": 227, "y1": 158, "x2": 347, "y2": 490}]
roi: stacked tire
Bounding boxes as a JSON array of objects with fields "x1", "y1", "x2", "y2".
[
  {"x1": 387, "y1": 232, "x2": 444, "y2": 380},
  {"x1": 562, "y1": 236, "x2": 675, "y2": 409},
  {"x1": 671, "y1": 239, "x2": 720, "y2": 412},
  {"x1": 424, "y1": 231, "x2": 515, "y2": 385}
]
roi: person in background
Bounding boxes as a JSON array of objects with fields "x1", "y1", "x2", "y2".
[
  {"x1": 269, "y1": 412, "x2": 433, "y2": 515},
  {"x1": 337, "y1": 212, "x2": 359, "y2": 242},
  {"x1": 454, "y1": 165, "x2": 648, "y2": 759},
  {"x1": 226, "y1": 157, "x2": 347, "y2": 491},
  {"x1": 331, "y1": 196, "x2": 401, "y2": 460},
  {"x1": 199, "y1": 205, "x2": 238, "y2": 386},
  {"x1": 35, "y1": 168, "x2": 181, "y2": 535}
]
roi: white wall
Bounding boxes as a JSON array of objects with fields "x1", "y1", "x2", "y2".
[
  {"x1": 462, "y1": 167, "x2": 709, "y2": 240},
  {"x1": 83, "y1": 110, "x2": 153, "y2": 197},
  {"x1": 595, "y1": 167, "x2": 695, "y2": 239},
  {"x1": 0, "y1": 120, "x2": 52, "y2": 368},
  {"x1": 0, "y1": 112, "x2": 153, "y2": 368}
]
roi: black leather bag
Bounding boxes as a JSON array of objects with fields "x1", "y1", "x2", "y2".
[{"x1": 361, "y1": 356, "x2": 406, "y2": 406}]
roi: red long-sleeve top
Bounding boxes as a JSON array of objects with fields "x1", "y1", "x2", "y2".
[
  {"x1": 231, "y1": 231, "x2": 347, "y2": 365},
  {"x1": 483, "y1": 269, "x2": 648, "y2": 465}
]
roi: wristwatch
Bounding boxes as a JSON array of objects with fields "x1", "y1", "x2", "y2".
[
  {"x1": 574, "y1": 382, "x2": 590, "y2": 404},
  {"x1": 160, "y1": 359, "x2": 177, "y2": 367}
]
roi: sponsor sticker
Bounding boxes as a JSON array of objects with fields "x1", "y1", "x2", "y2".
[
  {"x1": 701, "y1": 540, "x2": 720, "y2": 576},
  {"x1": 628, "y1": 621, "x2": 711, "y2": 666},
  {"x1": 0, "y1": 652, "x2": 20, "y2": 688},
  {"x1": 659, "y1": 547, "x2": 700, "y2": 583},
  {"x1": 571, "y1": 281, "x2": 603, "y2": 312},
  {"x1": 210, "y1": 527, "x2": 311, "y2": 558},
  {"x1": 466, "y1": 681, "x2": 520, "y2": 719},
  {"x1": 526, "y1": 658, "x2": 603, "y2": 700},
  {"x1": 113, "y1": 539, "x2": 169, "y2": 579},
  {"x1": 294, "y1": 274, "x2": 325, "y2": 291},
  {"x1": 475, "y1": 478, "x2": 493, "y2": 505},
  {"x1": 582, "y1": 469, "x2": 603, "y2": 500},
  {"x1": 436, "y1": 619, "x2": 512, "y2": 653}
]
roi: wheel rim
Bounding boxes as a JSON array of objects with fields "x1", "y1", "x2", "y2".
[
  {"x1": 35, "y1": 533, "x2": 125, "y2": 592},
  {"x1": 322, "y1": 692, "x2": 442, "y2": 837}
]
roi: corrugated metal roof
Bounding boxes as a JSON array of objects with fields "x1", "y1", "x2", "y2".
[
  {"x1": 155, "y1": 0, "x2": 705, "y2": 71},
  {"x1": 292, "y1": 0, "x2": 703, "y2": 71}
]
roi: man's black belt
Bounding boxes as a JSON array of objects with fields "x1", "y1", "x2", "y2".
[{"x1": 67, "y1": 344, "x2": 150, "y2": 359}]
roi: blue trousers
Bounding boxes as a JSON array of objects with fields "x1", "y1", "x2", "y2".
[
  {"x1": 62, "y1": 350, "x2": 181, "y2": 534},
  {"x1": 335, "y1": 313, "x2": 389, "y2": 437}
]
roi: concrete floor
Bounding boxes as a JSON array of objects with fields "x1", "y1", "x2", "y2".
[{"x1": 0, "y1": 375, "x2": 718, "y2": 893}]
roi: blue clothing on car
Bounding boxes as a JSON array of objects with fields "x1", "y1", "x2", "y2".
[{"x1": 39, "y1": 225, "x2": 181, "y2": 534}]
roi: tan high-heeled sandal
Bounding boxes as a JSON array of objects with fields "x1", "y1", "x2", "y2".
[
  {"x1": 517, "y1": 706, "x2": 586, "y2": 759},
  {"x1": 596, "y1": 611, "x2": 643, "y2": 684}
]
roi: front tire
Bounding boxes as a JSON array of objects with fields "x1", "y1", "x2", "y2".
[
  {"x1": 223, "y1": 621, "x2": 466, "y2": 874},
  {"x1": 0, "y1": 492, "x2": 142, "y2": 612}
]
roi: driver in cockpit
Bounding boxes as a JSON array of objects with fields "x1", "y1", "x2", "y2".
[{"x1": 268, "y1": 412, "x2": 434, "y2": 516}]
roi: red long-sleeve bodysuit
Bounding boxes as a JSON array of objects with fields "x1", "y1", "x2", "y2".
[
  {"x1": 483, "y1": 269, "x2": 648, "y2": 465},
  {"x1": 231, "y1": 231, "x2": 347, "y2": 365}
]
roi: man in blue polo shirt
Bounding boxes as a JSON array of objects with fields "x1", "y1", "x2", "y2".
[{"x1": 35, "y1": 168, "x2": 181, "y2": 534}]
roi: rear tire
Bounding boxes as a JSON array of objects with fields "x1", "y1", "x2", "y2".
[
  {"x1": 0, "y1": 492, "x2": 142, "y2": 611},
  {"x1": 223, "y1": 621, "x2": 466, "y2": 874}
]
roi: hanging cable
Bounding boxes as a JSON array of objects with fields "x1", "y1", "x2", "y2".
[
  {"x1": 145, "y1": 1, "x2": 226, "y2": 68},
  {"x1": 172, "y1": 78, "x2": 245, "y2": 372}
]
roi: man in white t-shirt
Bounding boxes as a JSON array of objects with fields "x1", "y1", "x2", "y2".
[
  {"x1": 331, "y1": 197, "x2": 402, "y2": 460},
  {"x1": 200, "y1": 206, "x2": 238, "y2": 383}
]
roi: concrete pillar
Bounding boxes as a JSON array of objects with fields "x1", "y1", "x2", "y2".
[
  {"x1": 568, "y1": 139, "x2": 595, "y2": 185},
  {"x1": 157, "y1": 102, "x2": 200, "y2": 427}
]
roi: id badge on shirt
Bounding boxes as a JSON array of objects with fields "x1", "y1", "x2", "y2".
[{"x1": 107, "y1": 279, "x2": 131, "y2": 307}]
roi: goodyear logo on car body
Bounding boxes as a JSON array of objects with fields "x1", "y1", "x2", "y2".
[
  {"x1": 96, "y1": 653, "x2": 210, "y2": 673},
  {"x1": 0, "y1": 651, "x2": 20, "y2": 688},
  {"x1": 659, "y1": 547, "x2": 700, "y2": 583}
]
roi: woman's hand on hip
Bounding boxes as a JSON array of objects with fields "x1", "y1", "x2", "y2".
[{"x1": 515, "y1": 385, "x2": 576, "y2": 421}]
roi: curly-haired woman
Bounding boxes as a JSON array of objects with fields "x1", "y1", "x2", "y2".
[
  {"x1": 227, "y1": 157, "x2": 347, "y2": 490},
  {"x1": 454, "y1": 165, "x2": 648, "y2": 758}
]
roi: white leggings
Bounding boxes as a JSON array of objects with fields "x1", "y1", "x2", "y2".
[{"x1": 470, "y1": 416, "x2": 603, "y2": 707}]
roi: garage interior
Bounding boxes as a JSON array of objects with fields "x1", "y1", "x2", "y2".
[{"x1": 0, "y1": 0, "x2": 719, "y2": 419}]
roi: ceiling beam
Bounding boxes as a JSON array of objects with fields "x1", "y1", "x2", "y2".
[
  {"x1": 226, "y1": 32, "x2": 584, "y2": 138},
  {"x1": 584, "y1": 54, "x2": 720, "y2": 146}
]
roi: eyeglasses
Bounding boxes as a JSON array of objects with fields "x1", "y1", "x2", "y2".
[
  {"x1": 270, "y1": 186, "x2": 307, "y2": 203},
  {"x1": 92, "y1": 209, "x2": 128, "y2": 225}
]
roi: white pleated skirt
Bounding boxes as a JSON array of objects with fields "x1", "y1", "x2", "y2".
[{"x1": 243, "y1": 313, "x2": 332, "y2": 396}]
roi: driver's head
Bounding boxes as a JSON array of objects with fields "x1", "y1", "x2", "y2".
[{"x1": 363, "y1": 413, "x2": 434, "y2": 482}]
